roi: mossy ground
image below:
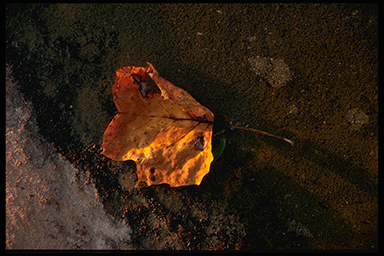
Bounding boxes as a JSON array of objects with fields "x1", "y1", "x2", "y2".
[{"x1": 6, "y1": 3, "x2": 377, "y2": 250}]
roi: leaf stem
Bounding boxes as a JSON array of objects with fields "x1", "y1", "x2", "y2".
[
  {"x1": 227, "y1": 124, "x2": 295, "y2": 147},
  {"x1": 154, "y1": 116, "x2": 295, "y2": 147}
]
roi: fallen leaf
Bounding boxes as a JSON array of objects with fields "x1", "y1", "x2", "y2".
[{"x1": 102, "y1": 62, "x2": 214, "y2": 187}]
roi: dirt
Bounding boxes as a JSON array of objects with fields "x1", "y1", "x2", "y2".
[{"x1": 6, "y1": 3, "x2": 377, "y2": 251}]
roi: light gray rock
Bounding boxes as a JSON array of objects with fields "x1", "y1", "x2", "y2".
[{"x1": 6, "y1": 65, "x2": 133, "y2": 250}]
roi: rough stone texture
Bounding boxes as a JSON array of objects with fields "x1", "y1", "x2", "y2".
[{"x1": 6, "y1": 66, "x2": 133, "y2": 250}]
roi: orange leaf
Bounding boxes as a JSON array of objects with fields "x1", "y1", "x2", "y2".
[{"x1": 102, "y1": 62, "x2": 214, "y2": 188}]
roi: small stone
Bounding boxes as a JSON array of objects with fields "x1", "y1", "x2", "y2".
[
  {"x1": 248, "y1": 56, "x2": 292, "y2": 87},
  {"x1": 288, "y1": 104, "x2": 298, "y2": 114},
  {"x1": 346, "y1": 108, "x2": 369, "y2": 130}
]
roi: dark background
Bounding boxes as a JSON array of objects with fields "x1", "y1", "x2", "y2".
[{"x1": 6, "y1": 3, "x2": 378, "y2": 250}]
